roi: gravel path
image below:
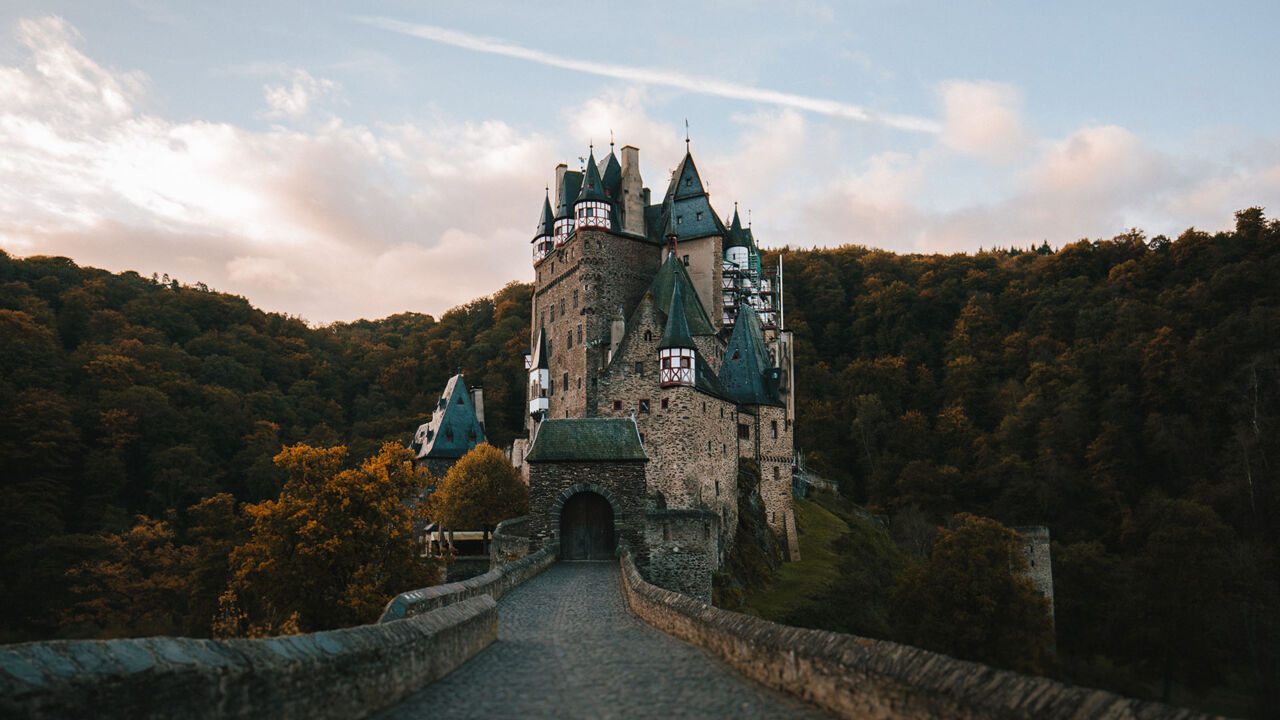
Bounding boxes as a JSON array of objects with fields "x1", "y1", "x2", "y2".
[{"x1": 375, "y1": 561, "x2": 827, "y2": 719}]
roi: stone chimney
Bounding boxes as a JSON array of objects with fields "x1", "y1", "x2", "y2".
[
  {"x1": 471, "y1": 386, "x2": 485, "y2": 427},
  {"x1": 608, "y1": 307, "x2": 626, "y2": 364},
  {"x1": 554, "y1": 163, "x2": 568, "y2": 213},
  {"x1": 619, "y1": 146, "x2": 645, "y2": 235}
]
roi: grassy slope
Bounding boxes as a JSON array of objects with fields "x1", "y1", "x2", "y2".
[{"x1": 741, "y1": 496, "x2": 847, "y2": 621}]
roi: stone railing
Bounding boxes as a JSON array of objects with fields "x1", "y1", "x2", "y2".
[
  {"x1": 0, "y1": 595, "x2": 496, "y2": 720},
  {"x1": 489, "y1": 515, "x2": 532, "y2": 567},
  {"x1": 616, "y1": 546, "x2": 1215, "y2": 720},
  {"x1": 380, "y1": 543, "x2": 556, "y2": 623}
]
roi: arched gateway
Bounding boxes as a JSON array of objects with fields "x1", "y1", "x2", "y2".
[{"x1": 559, "y1": 491, "x2": 616, "y2": 560}]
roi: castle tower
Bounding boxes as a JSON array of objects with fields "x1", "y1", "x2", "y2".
[
  {"x1": 574, "y1": 148, "x2": 613, "y2": 230},
  {"x1": 528, "y1": 328, "x2": 550, "y2": 423},
  {"x1": 658, "y1": 283, "x2": 696, "y2": 388},
  {"x1": 531, "y1": 191, "x2": 555, "y2": 264}
]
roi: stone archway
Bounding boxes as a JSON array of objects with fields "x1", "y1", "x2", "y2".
[{"x1": 554, "y1": 485, "x2": 620, "y2": 560}]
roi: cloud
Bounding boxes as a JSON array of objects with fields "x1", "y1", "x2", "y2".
[
  {"x1": 263, "y1": 70, "x2": 339, "y2": 119},
  {"x1": 355, "y1": 16, "x2": 941, "y2": 134},
  {"x1": 939, "y1": 80, "x2": 1029, "y2": 163},
  {"x1": 0, "y1": 16, "x2": 554, "y2": 323}
]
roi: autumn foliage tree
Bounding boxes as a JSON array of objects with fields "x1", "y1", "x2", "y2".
[
  {"x1": 221, "y1": 443, "x2": 438, "y2": 636},
  {"x1": 891, "y1": 513, "x2": 1054, "y2": 674},
  {"x1": 425, "y1": 443, "x2": 529, "y2": 534}
]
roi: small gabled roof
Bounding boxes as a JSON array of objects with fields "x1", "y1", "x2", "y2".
[
  {"x1": 659, "y1": 281, "x2": 695, "y2": 350},
  {"x1": 534, "y1": 192, "x2": 555, "y2": 239},
  {"x1": 530, "y1": 327, "x2": 549, "y2": 370},
  {"x1": 600, "y1": 150, "x2": 622, "y2": 199},
  {"x1": 555, "y1": 171, "x2": 583, "y2": 219},
  {"x1": 719, "y1": 304, "x2": 784, "y2": 407},
  {"x1": 526, "y1": 418, "x2": 648, "y2": 462},
  {"x1": 647, "y1": 253, "x2": 717, "y2": 336},
  {"x1": 577, "y1": 150, "x2": 609, "y2": 203},
  {"x1": 413, "y1": 374, "x2": 487, "y2": 460}
]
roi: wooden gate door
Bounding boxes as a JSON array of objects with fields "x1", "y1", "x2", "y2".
[{"x1": 559, "y1": 492, "x2": 616, "y2": 560}]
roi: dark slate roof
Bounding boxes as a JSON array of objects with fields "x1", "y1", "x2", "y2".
[
  {"x1": 719, "y1": 304, "x2": 784, "y2": 407},
  {"x1": 525, "y1": 418, "x2": 648, "y2": 462},
  {"x1": 530, "y1": 327, "x2": 549, "y2": 370},
  {"x1": 555, "y1": 171, "x2": 583, "y2": 219},
  {"x1": 658, "y1": 281, "x2": 695, "y2": 349},
  {"x1": 724, "y1": 208, "x2": 750, "y2": 250},
  {"x1": 600, "y1": 151, "x2": 621, "y2": 199},
  {"x1": 412, "y1": 374, "x2": 486, "y2": 459},
  {"x1": 534, "y1": 192, "x2": 555, "y2": 239},
  {"x1": 647, "y1": 253, "x2": 717, "y2": 336},
  {"x1": 665, "y1": 151, "x2": 706, "y2": 201},
  {"x1": 576, "y1": 150, "x2": 609, "y2": 203}
]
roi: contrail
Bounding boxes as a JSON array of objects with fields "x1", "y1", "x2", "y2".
[{"x1": 357, "y1": 16, "x2": 941, "y2": 134}]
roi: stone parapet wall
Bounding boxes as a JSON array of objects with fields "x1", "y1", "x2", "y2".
[
  {"x1": 0, "y1": 595, "x2": 497, "y2": 720},
  {"x1": 616, "y1": 547, "x2": 1214, "y2": 720},
  {"x1": 380, "y1": 544, "x2": 557, "y2": 623},
  {"x1": 489, "y1": 515, "x2": 532, "y2": 568}
]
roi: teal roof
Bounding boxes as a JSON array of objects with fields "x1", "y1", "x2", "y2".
[
  {"x1": 647, "y1": 253, "x2": 717, "y2": 336},
  {"x1": 719, "y1": 305, "x2": 784, "y2": 407},
  {"x1": 600, "y1": 151, "x2": 621, "y2": 199},
  {"x1": 526, "y1": 418, "x2": 648, "y2": 462},
  {"x1": 724, "y1": 208, "x2": 750, "y2": 250},
  {"x1": 556, "y1": 171, "x2": 582, "y2": 219},
  {"x1": 665, "y1": 151, "x2": 706, "y2": 201},
  {"x1": 576, "y1": 150, "x2": 609, "y2": 203},
  {"x1": 535, "y1": 192, "x2": 555, "y2": 239},
  {"x1": 658, "y1": 281, "x2": 696, "y2": 350},
  {"x1": 412, "y1": 374, "x2": 486, "y2": 459}
]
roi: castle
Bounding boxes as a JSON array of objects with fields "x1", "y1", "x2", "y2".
[{"x1": 512, "y1": 141, "x2": 799, "y2": 599}]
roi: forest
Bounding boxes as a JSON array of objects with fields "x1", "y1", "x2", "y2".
[
  {"x1": 1, "y1": 208, "x2": 1276, "y2": 714},
  {"x1": 774, "y1": 208, "x2": 1279, "y2": 714}
]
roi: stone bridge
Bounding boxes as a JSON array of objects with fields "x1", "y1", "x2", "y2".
[{"x1": 1, "y1": 544, "x2": 1216, "y2": 720}]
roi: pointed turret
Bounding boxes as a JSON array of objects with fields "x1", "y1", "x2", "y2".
[
  {"x1": 575, "y1": 148, "x2": 613, "y2": 230},
  {"x1": 600, "y1": 148, "x2": 622, "y2": 199},
  {"x1": 532, "y1": 191, "x2": 555, "y2": 264},
  {"x1": 719, "y1": 304, "x2": 783, "y2": 407},
  {"x1": 658, "y1": 272, "x2": 696, "y2": 388}
]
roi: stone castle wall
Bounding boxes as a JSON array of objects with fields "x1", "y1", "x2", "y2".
[
  {"x1": 673, "y1": 234, "x2": 723, "y2": 328},
  {"x1": 526, "y1": 460, "x2": 647, "y2": 565},
  {"x1": 1014, "y1": 525, "x2": 1054, "y2": 620},
  {"x1": 641, "y1": 510, "x2": 719, "y2": 602},
  {"x1": 749, "y1": 404, "x2": 798, "y2": 560}
]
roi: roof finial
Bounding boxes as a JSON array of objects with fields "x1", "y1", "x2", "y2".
[
  {"x1": 610, "y1": 129, "x2": 614, "y2": 151},
  {"x1": 684, "y1": 119, "x2": 690, "y2": 149},
  {"x1": 748, "y1": 209, "x2": 752, "y2": 228}
]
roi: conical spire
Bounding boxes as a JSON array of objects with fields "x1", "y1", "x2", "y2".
[
  {"x1": 600, "y1": 150, "x2": 621, "y2": 198},
  {"x1": 725, "y1": 204, "x2": 749, "y2": 249},
  {"x1": 659, "y1": 278, "x2": 695, "y2": 350},
  {"x1": 530, "y1": 327, "x2": 550, "y2": 370},
  {"x1": 535, "y1": 190, "x2": 555, "y2": 238},
  {"x1": 577, "y1": 148, "x2": 609, "y2": 203}
]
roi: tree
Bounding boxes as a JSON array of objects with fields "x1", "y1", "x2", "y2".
[
  {"x1": 891, "y1": 513, "x2": 1054, "y2": 674},
  {"x1": 225, "y1": 443, "x2": 439, "y2": 635},
  {"x1": 425, "y1": 443, "x2": 529, "y2": 535}
]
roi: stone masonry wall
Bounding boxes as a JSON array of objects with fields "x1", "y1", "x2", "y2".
[
  {"x1": 753, "y1": 404, "x2": 799, "y2": 560},
  {"x1": 641, "y1": 509, "x2": 719, "y2": 603},
  {"x1": 380, "y1": 544, "x2": 556, "y2": 623},
  {"x1": 489, "y1": 515, "x2": 532, "y2": 568},
  {"x1": 527, "y1": 460, "x2": 647, "y2": 565},
  {"x1": 1015, "y1": 525, "x2": 1054, "y2": 621},
  {"x1": 1, "y1": 596, "x2": 497, "y2": 720},
  {"x1": 596, "y1": 299, "x2": 738, "y2": 546},
  {"x1": 616, "y1": 546, "x2": 1212, "y2": 720},
  {"x1": 674, "y1": 234, "x2": 724, "y2": 329}
]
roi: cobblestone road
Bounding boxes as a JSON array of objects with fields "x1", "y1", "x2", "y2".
[{"x1": 375, "y1": 561, "x2": 827, "y2": 719}]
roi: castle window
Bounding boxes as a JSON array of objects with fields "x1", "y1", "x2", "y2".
[
  {"x1": 563, "y1": 372, "x2": 568, "y2": 392},
  {"x1": 584, "y1": 239, "x2": 589, "y2": 250},
  {"x1": 457, "y1": 397, "x2": 464, "y2": 405},
  {"x1": 613, "y1": 400, "x2": 622, "y2": 410},
  {"x1": 682, "y1": 255, "x2": 689, "y2": 266},
  {"x1": 577, "y1": 376, "x2": 582, "y2": 389},
  {"x1": 573, "y1": 289, "x2": 578, "y2": 308},
  {"x1": 715, "y1": 479, "x2": 719, "y2": 496},
  {"x1": 696, "y1": 211, "x2": 703, "y2": 221},
  {"x1": 548, "y1": 340, "x2": 553, "y2": 356},
  {"x1": 577, "y1": 325, "x2": 583, "y2": 344},
  {"x1": 732, "y1": 350, "x2": 740, "y2": 360},
  {"x1": 676, "y1": 215, "x2": 683, "y2": 224},
  {"x1": 707, "y1": 440, "x2": 712, "y2": 451},
  {"x1": 639, "y1": 398, "x2": 650, "y2": 413},
  {"x1": 644, "y1": 330, "x2": 653, "y2": 342},
  {"x1": 771, "y1": 420, "x2": 778, "y2": 439},
  {"x1": 702, "y1": 402, "x2": 706, "y2": 413},
  {"x1": 550, "y1": 306, "x2": 556, "y2": 322},
  {"x1": 720, "y1": 407, "x2": 724, "y2": 418},
  {"x1": 446, "y1": 429, "x2": 453, "y2": 442},
  {"x1": 567, "y1": 330, "x2": 572, "y2": 349},
  {"x1": 661, "y1": 398, "x2": 668, "y2": 410},
  {"x1": 722, "y1": 443, "x2": 726, "y2": 454},
  {"x1": 635, "y1": 361, "x2": 643, "y2": 374},
  {"x1": 738, "y1": 423, "x2": 749, "y2": 440},
  {"x1": 773, "y1": 467, "x2": 780, "y2": 481},
  {"x1": 560, "y1": 298, "x2": 565, "y2": 314},
  {"x1": 684, "y1": 178, "x2": 691, "y2": 187},
  {"x1": 640, "y1": 432, "x2": 645, "y2": 444}
]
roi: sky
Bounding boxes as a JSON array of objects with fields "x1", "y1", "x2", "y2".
[{"x1": 1, "y1": 2, "x2": 1277, "y2": 324}]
